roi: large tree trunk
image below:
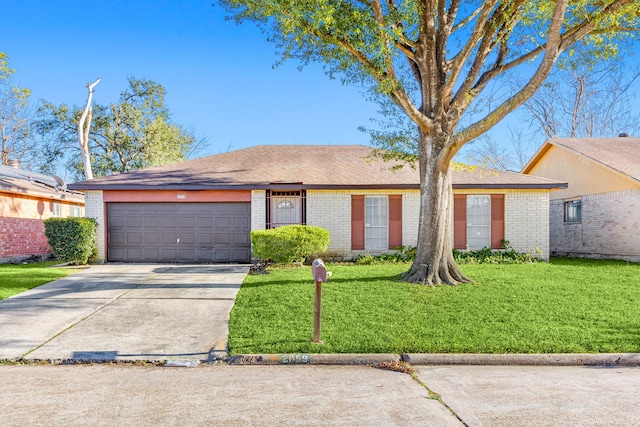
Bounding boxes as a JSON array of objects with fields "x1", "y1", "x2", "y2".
[{"x1": 404, "y1": 133, "x2": 472, "y2": 286}]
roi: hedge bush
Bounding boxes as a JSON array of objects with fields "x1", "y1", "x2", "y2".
[
  {"x1": 250, "y1": 225, "x2": 330, "y2": 264},
  {"x1": 44, "y1": 217, "x2": 98, "y2": 264}
]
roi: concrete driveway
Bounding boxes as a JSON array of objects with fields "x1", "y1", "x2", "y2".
[{"x1": 0, "y1": 264, "x2": 249, "y2": 362}]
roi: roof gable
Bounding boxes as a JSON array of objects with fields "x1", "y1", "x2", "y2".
[
  {"x1": 523, "y1": 138, "x2": 640, "y2": 184},
  {"x1": 69, "y1": 145, "x2": 565, "y2": 191}
]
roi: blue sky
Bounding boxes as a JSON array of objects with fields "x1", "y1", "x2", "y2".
[
  {"x1": 4, "y1": 0, "x2": 381, "y2": 157},
  {"x1": 4, "y1": 1, "x2": 640, "y2": 165}
]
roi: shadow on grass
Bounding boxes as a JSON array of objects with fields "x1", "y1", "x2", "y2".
[
  {"x1": 241, "y1": 274, "x2": 406, "y2": 288},
  {"x1": 550, "y1": 257, "x2": 637, "y2": 267}
]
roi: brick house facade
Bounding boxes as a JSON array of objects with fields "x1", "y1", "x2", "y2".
[
  {"x1": 0, "y1": 165, "x2": 84, "y2": 263},
  {"x1": 71, "y1": 145, "x2": 564, "y2": 263},
  {"x1": 523, "y1": 137, "x2": 640, "y2": 262}
]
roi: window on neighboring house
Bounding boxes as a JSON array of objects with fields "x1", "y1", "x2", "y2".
[
  {"x1": 69, "y1": 206, "x2": 82, "y2": 217},
  {"x1": 564, "y1": 200, "x2": 581, "y2": 223},
  {"x1": 351, "y1": 195, "x2": 402, "y2": 251},
  {"x1": 52, "y1": 202, "x2": 61, "y2": 217},
  {"x1": 266, "y1": 190, "x2": 306, "y2": 228},
  {"x1": 454, "y1": 194, "x2": 504, "y2": 250}
]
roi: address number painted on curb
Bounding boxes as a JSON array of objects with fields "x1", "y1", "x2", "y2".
[{"x1": 279, "y1": 354, "x2": 311, "y2": 364}]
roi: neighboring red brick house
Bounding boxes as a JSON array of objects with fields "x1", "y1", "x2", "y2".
[{"x1": 0, "y1": 165, "x2": 85, "y2": 263}]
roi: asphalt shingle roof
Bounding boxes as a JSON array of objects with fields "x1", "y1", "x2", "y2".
[
  {"x1": 69, "y1": 145, "x2": 566, "y2": 190},
  {"x1": 0, "y1": 165, "x2": 84, "y2": 202}
]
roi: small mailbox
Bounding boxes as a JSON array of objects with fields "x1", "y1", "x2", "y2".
[{"x1": 312, "y1": 258, "x2": 327, "y2": 283}]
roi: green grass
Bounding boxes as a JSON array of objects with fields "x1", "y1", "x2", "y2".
[
  {"x1": 229, "y1": 258, "x2": 640, "y2": 354},
  {"x1": 0, "y1": 261, "x2": 70, "y2": 300}
]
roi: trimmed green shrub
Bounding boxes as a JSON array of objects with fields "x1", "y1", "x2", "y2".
[
  {"x1": 44, "y1": 217, "x2": 98, "y2": 264},
  {"x1": 251, "y1": 225, "x2": 330, "y2": 264}
]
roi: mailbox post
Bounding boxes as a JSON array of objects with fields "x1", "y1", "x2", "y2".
[{"x1": 311, "y1": 259, "x2": 327, "y2": 344}]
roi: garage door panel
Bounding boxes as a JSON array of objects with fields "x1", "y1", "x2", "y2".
[
  {"x1": 144, "y1": 233, "x2": 160, "y2": 244},
  {"x1": 198, "y1": 217, "x2": 213, "y2": 228},
  {"x1": 107, "y1": 202, "x2": 250, "y2": 263},
  {"x1": 142, "y1": 248, "x2": 160, "y2": 260},
  {"x1": 179, "y1": 217, "x2": 195, "y2": 228},
  {"x1": 198, "y1": 234, "x2": 213, "y2": 244},
  {"x1": 215, "y1": 233, "x2": 230, "y2": 244},
  {"x1": 109, "y1": 248, "x2": 124, "y2": 260},
  {"x1": 146, "y1": 216, "x2": 161, "y2": 228},
  {"x1": 232, "y1": 249, "x2": 250, "y2": 261},
  {"x1": 214, "y1": 216, "x2": 229, "y2": 227},
  {"x1": 234, "y1": 233, "x2": 250, "y2": 244},
  {"x1": 162, "y1": 216, "x2": 178, "y2": 228},
  {"x1": 110, "y1": 232, "x2": 125, "y2": 244},
  {"x1": 126, "y1": 248, "x2": 142, "y2": 261},
  {"x1": 196, "y1": 248, "x2": 213, "y2": 261},
  {"x1": 234, "y1": 217, "x2": 249, "y2": 229},
  {"x1": 162, "y1": 233, "x2": 178, "y2": 245},
  {"x1": 214, "y1": 249, "x2": 230, "y2": 262},
  {"x1": 180, "y1": 233, "x2": 195, "y2": 244},
  {"x1": 127, "y1": 232, "x2": 143, "y2": 244},
  {"x1": 109, "y1": 216, "x2": 125, "y2": 227}
]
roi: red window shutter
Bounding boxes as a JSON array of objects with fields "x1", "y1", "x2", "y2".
[
  {"x1": 351, "y1": 195, "x2": 365, "y2": 250},
  {"x1": 491, "y1": 194, "x2": 505, "y2": 249},
  {"x1": 453, "y1": 195, "x2": 467, "y2": 249},
  {"x1": 388, "y1": 195, "x2": 402, "y2": 249}
]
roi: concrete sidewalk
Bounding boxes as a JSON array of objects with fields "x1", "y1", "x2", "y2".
[
  {"x1": 0, "y1": 264, "x2": 249, "y2": 362},
  {"x1": 1, "y1": 364, "x2": 638, "y2": 426}
]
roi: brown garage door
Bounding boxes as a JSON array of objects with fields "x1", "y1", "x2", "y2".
[{"x1": 107, "y1": 202, "x2": 251, "y2": 263}]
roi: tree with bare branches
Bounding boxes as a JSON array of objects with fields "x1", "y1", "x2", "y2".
[
  {"x1": 219, "y1": 0, "x2": 640, "y2": 285},
  {"x1": 524, "y1": 60, "x2": 640, "y2": 139},
  {"x1": 0, "y1": 52, "x2": 33, "y2": 168},
  {"x1": 461, "y1": 58, "x2": 640, "y2": 171}
]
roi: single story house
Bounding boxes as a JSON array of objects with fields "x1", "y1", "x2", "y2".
[
  {"x1": 0, "y1": 164, "x2": 85, "y2": 263},
  {"x1": 68, "y1": 145, "x2": 566, "y2": 263},
  {"x1": 522, "y1": 137, "x2": 640, "y2": 262}
]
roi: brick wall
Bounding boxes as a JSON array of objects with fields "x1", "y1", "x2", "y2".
[
  {"x1": 452, "y1": 189, "x2": 549, "y2": 260},
  {"x1": 503, "y1": 190, "x2": 550, "y2": 260},
  {"x1": 85, "y1": 190, "x2": 105, "y2": 262},
  {"x1": 0, "y1": 217, "x2": 51, "y2": 259},
  {"x1": 550, "y1": 189, "x2": 640, "y2": 262},
  {"x1": 0, "y1": 192, "x2": 85, "y2": 262},
  {"x1": 302, "y1": 189, "x2": 550, "y2": 260},
  {"x1": 251, "y1": 190, "x2": 266, "y2": 232}
]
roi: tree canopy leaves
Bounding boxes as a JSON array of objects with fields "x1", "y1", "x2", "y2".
[
  {"x1": 220, "y1": 0, "x2": 639, "y2": 156},
  {"x1": 37, "y1": 77, "x2": 196, "y2": 180},
  {"x1": 219, "y1": 0, "x2": 640, "y2": 285}
]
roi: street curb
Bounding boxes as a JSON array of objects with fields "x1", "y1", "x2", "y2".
[
  {"x1": 226, "y1": 353, "x2": 401, "y2": 365},
  {"x1": 226, "y1": 353, "x2": 640, "y2": 367},
  {"x1": 402, "y1": 353, "x2": 640, "y2": 366}
]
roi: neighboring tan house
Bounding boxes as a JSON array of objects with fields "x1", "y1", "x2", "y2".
[
  {"x1": 522, "y1": 137, "x2": 640, "y2": 262},
  {"x1": 68, "y1": 145, "x2": 566, "y2": 263},
  {"x1": 0, "y1": 164, "x2": 85, "y2": 263}
]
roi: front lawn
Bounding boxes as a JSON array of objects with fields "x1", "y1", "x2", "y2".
[
  {"x1": 229, "y1": 258, "x2": 640, "y2": 354},
  {"x1": 0, "y1": 261, "x2": 70, "y2": 300}
]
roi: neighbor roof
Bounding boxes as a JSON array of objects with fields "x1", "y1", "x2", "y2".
[
  {"x1": 0, "y1": 165, "x2": 84, "y2": 202},
  {"x1": 522, "y1": 137, "x2": 640, "y2": 183},
  {"x1": 69, "y1": 145, "x2": 566, "y2": 191}
]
